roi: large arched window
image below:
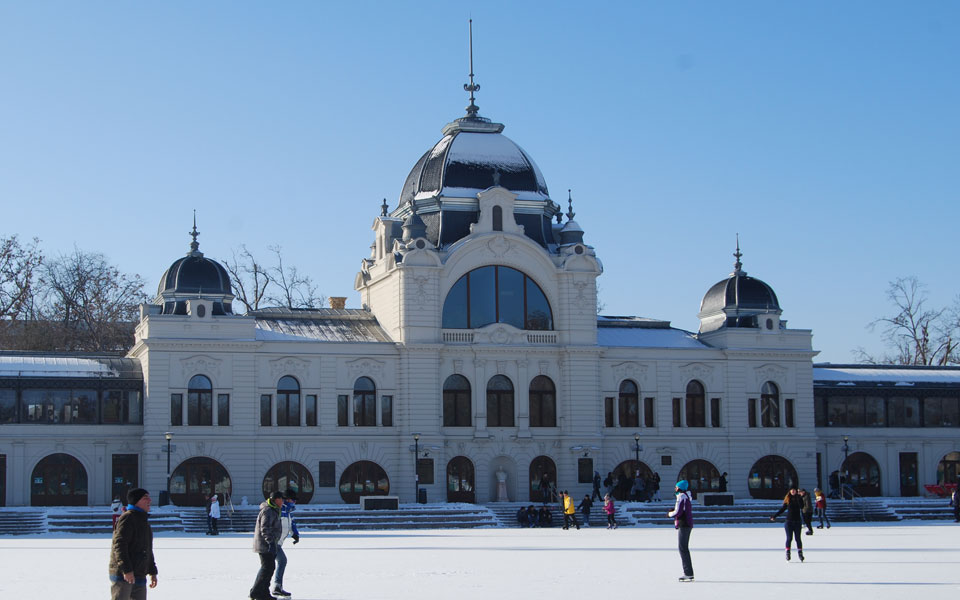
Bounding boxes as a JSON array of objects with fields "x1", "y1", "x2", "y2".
[
  {"x1": 31, "y1": 453, "x2": 87, "y2": 506},
  {"x1": 841, "y1": 452, "x2": 881, "y2": 497},
  {"x1": 529, "y1": 376, "x2": 556, "y2": 427},
  {"x1": 938, "y1": 451, "x2": 960, "y2": 485},
  {"x1": 170, "y1": 457, "x2": 232, "y2": 507},
  {"x1": 442, "y1": 265, "x2": 553, "y2": 330},
  {"x1": 277, "y1": 376, "x2": 300, "y2": 427},
  {"x1": 619, "y1": 380, "x2": 639, "y2": 428},
  {"x1": 748, "y1": 455, "x2": 798, "y2": 499},
  {"x1": 339, "y1": 460, "x2": 389, "y2": 503},
  {"x1": 443, "y1": 375, "x2": 472, "y2": 427},
  {"x1": 678, "y1": 459, "x2": 720, "y2": 495},
  {"x1": 486, "y1": 375, "x2": 514, "y2": 427},
  {"x1": 353, "y1": 377, "x2": 376, "y2": 427},
  {"x1": 263, "y1": 461, "x2": 314, "y2": 503},
  {"x1": 446, "y1": 456, "x2": 476, "y2": 503},
  {"x1": 761, "y1": 381, "x2": 780, "y2": 428},
  {"x1": 188, "y1": 374, "x2": 213, "y2": 426},
  {"x1": 611, "y1": 459, "x2": 654, "y2": 501},
  {"x1": 685, "y1": 380, "x2": 706, "y2": 427}
]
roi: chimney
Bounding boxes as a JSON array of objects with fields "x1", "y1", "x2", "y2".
[{"x1": 329, "y1": 297, "x2": 347, "y2": 310}]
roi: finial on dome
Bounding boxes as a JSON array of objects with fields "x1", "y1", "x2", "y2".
[
  {"x1": 381, "y1": 198, "x2": 388, "y2": 217},
  {"x1": 463, "y1": 19, "x2": 481, "y2": 118},
  {"x1": 733, "y1": 233, "x2": 743, "y2": 274},
  {"x1": 188, "y1": 210, "x2": 202, "y2": 256},
  {"x1": 566, "y1": 189, "x2": 576, "y2": 221}
]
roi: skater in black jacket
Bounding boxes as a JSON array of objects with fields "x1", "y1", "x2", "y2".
[{"x1": 771, "y1": 486, "x2": 805, "y2": 561}]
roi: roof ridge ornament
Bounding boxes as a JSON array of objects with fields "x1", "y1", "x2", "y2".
[
  {"x1": 381, "y1": 198, "x2": 389, "y2": 217},
  {"x1": 188, "y1": 210, "x2": 203, "y2": 257},
  {"x1": 464, "y1": 19, "x2": 480, "y2": 118},
  {"x1": 732, "y1": 234, "x2": 745, "y2": 276},
  {"x1": 566, "y1": 189, "x2": 576, "y2": 221}
]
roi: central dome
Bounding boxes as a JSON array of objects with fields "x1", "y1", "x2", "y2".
[{"x1": 394, "y1": 116, "x2": 558, "y2": 248}]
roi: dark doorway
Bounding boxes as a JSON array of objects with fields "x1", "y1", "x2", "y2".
[
  {"x1": 446, "y1": 456, "x2": 475, "y2": 503},
  {"x1": 747, "y1": 455, "x2": 798, "y2": 499},
  {"x1": 170, "y1": 457, "x2": 232, "y2": 506},
  {"x1": 529, "y1": 456, "x2": 557, "y2": 503},
  {"x1": 339, "y1": 460, "x2": 389, "y2": 503},
  {"x1": 111, "y1": 454, "x2": 138, "y2": 503},
  {"x1": 841, "y1": 452, "x2": 881, "y2": 497},
  {"x1": 899, "y1": 452, "x2": 918, "y2": 497},
  {"x1": 611, "y1": 460, "x2": 654, "y2": 501},
  {"x1": 31, "y1": 453, "x2": 88, "y2": 506},
  {"x1": 263, "y1": 461, "x2": 315, "y2": 503}
]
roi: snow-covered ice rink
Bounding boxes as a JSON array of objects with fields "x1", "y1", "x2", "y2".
[{"x1": 2, "y1": 523, "x2": 957, "y2": 599}]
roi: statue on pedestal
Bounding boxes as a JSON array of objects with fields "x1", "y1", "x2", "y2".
[{"x1": 496, "y1": 466, "x2": 509, "y2": 502}]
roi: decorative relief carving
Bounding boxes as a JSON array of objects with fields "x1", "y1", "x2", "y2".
[
  {"x1": 457, "y1": 442, "x2": 466, "y2": 454},
  {"x1": 453, "y1": 360, "x2": 463, "y2": 374},
  {"x1": 573, "y1": 280, "x2": 591, "y2": 311},
  {"x1": 497, "y1": 361, "x2": 508, "y2": 374},
  {"x1": 196, "y1": 441, "x2": 205, "y2": 455},
  {"x1": 770, "y1": 441, "x2": 778, "y2": 453},
  {"x1": 181, "y1": 355, "x2": 222, "y2": 380},
  {"x1": 487, "y1": 236, "x2": 512, "y2": 258},
  {"x1": 491, "y1": 327, "x2": 511, "y2": 345},
  {"x1": 284, "y1": 441, "x2": 293, "y2": 455},
  {"x1": 755, "y1": 364, "x2": 788, "y2": 387},
  {"x1": 679, "y1": 363, "x2": 714, "y2": 385},
  {"x1": 412, "y1": 276, "x2": 429, "y2": 306},
  {"x1": 539, "y1": 361, "x2": 550, "y2": 375},
  {"x1": 474, "y1": 358, "x2": 487, "y2": 369},
  {"x1": 359, "y1": 440, "x2": 368, "y2": 454},
  {"x1": 270, "y1": 356, "x2": 310, "y2": 382},
  {"x1": 346, "y1": 358, "x2": 385, "y2": 382},
  {"x1": 695, "y1": 442, "x2": 703, "y2": 454},
  {"x1": 538, "y1": 442, "x2": 545, "y2": 454},
  {"x1": 613, "y1": 362, "x2": 648, "y2": 383}
]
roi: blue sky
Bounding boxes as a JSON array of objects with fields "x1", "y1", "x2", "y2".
[{"x1": 1, "y1": 1, "x2": 957, "y2": 362}]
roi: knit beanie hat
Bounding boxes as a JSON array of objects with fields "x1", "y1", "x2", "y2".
[
  {"x1": 676, "y1": 480, "x2": 689, "y2": 492},
  {"x1": 127, "y1": 488, "x2": 149, "y2": 505}
]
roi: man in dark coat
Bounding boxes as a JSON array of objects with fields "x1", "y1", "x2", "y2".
[
  {"x1": 108, "y1": 488, "x2": 158, "y2": 600},
  {"x1": 250, "y1": 490, "x2": 284, "y2": 600}
]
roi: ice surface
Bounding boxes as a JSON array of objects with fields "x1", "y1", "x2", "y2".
[{"x1": 3, "y1": 523, "x2": 956, "y2": 599}]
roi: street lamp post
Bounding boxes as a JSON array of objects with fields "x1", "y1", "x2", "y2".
[
  {"x1": 633, "y1": 432, "x2": 641, "y2": 465},
  {"x1": 840, "y1": 435, "x2": 850, "y2": 500},
  {"x1": 413, "y1": 433, "x2": 421, "y2": 504},
  {"x1": 164, "y1": 431, "x2": 173, "y2": 506}
]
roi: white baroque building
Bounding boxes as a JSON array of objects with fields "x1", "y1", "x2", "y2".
[{"x1": 1, "y1": 95, "x2": 957, "y2": 508}]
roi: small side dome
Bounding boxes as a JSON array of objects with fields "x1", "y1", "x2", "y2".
[
  {"x1": 155, "y1": 221, "x2": 234, "y2": 315},
  {"x1": 698, "y1": 242, "x2": 781, "y2": 333}
]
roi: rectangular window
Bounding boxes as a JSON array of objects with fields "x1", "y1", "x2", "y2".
[
  {"x1": 318, "y1": 461, "x2": 336, "y2": 487},
  {"x1": 188, "y1": 391, "x2": 213, "y2": 426},
  {"x1": 748, "y1": 398, "x2": 757, "y2": 428},
  {"x1": 111, "y1": 454, "x2": 138, "y2": 501},
  {"x1": 381, "y1": 395, "x2": 393, "y2": 427},
  {"x1": 785, "y1": 398, "x2": 795, "y2": 428},
  {"x1": 104, "y1": 390, "x2": 141, "y2": 424},
  {"x1": 337, "y1": 395, "x2": 348, "y2": 426},
  {"x1": 170, "y1": 393, "x2": 183, "y2": 426},
  {"x1": 260, "y1": 394, "x2": 272, "y2": 427},
  {"x1": 277, "y1": 393, "x2": 300, "y2": 427},
  {"x1": 217, "y1": 394, "x2": 230, "y2": 426},
  {"x1": 845, "y1": 396, "x2": 865, "y2": 426},
  {"x1": 355, "y1": 393, "x2": 376, "y2": 426},
  {"x1": 661, "y1": 455, "x2": 672, "y2": 466},
  {"x1": 710, "y1": 398, "x2": 721, "y2": 427},
  {"x1": 0, "y1": 389, "x2": 17, "y2": 424},
  {"x1": 888, "y1": 396, "x2": 920, "y2": 427},
  {"x1": 604, "y1": 397, "x2": 614, "y2": 427},
  {"x1": 416, "y1": 458, "x2": 434, "y2": 485},
  {"x1": 619, "y1": 396, "x2": 639, "y2": 428},
  {"x1": 305, "y1": 395, "x2": 317, "y2": 426},
  {"x1": 685, "y1": 397, "x2": 705, "y2": 427},
  {"x1": 672, "y1": 398, "x2": 682, "y2": 427},
  {"x1": 943, "y1": 397, "x2": 959, "y2": 427},
  {"x1": 643, "y1": 398, "x2": 655, "y2": 427},
  {"x1": 761, "y1": 397, "x2": 780, "y2": 427},
  {"x1": 864, "y1": 396, "x2": 884, "y2": 426},
  {"x1": 827, "y1": 397, "x2": 846, "y2": 426},
  {"x1": 814, "y1": 394, "x2": 826, "y2": 426},
  {"x1": 923, "y1": 397, "x2": 959, "y2": 427}
]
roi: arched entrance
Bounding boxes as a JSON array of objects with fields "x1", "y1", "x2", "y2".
[
  {"x1": 937, "y1": 452, "x2": 960, "y2": 485},
  {"x1": 611, "y1": 460, "x2": 654, "y2": 501},
  {"x1": 678, "y1": 459, "x2": 721, "y2": 496},
  {"x1": 748, "y1": 455, "x2": 799, "y2": 499},
  {"x1": 263, "y1": 461, "x2": 315, "y2": 503},
  {"x1": 841, "y1": 452, "x2": 881, "y2": 497},
  {"x1": 31, "y1": 453, "x2": 87, "y2": 506},
  {"x1": 529, "y1": 456, "x2": 557, "y2": 503},
  {"x1": 339, "y1": 460, "x2": 389, "y2": 504},
  {"x1": 446, "y1": 456, "x2": 475, "y2": 503},
  {"x1": 170, "y1": 457, "x2": 232, "y2": 506}
]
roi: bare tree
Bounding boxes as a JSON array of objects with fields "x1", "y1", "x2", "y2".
[
  {"x1": 37, "y1": 248, "x2": 147, "y2": 352},
  {"x1": 857, "y1": 277, "x2": 957, "y2": 365},
  {"x1": 0, "y1": 234, "x2": 43, "y2": 320},
  {"x1": 266, "y1": 245, "x2": 325, "y2": 309},
  {"x1": 223, "y1": 245, "x2": 271, "y2": 313},
  {"x1": 222, "y1": 245, "x2": 325, "y2": 313}
]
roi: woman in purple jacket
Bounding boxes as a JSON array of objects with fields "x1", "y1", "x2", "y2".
[{"x1": 667, "y1": 480, "x2": 694, "y2": 582}]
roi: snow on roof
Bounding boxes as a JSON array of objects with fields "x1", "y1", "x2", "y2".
[
  {"x1": 254, "y1": 309, "x2": 392, "y2": 343},
  {"x1": 814, "y1": 365, "x2": 960, "y2": 385},
  {"x1": 598, "y1": 327, "x2": 707, "y2": 349},
  {"x1": 447, "y1": 132, "x2": 530, "y2": 169},
  {"x1": 0, "y1": 356, "x2": 140, "y2": 378}
]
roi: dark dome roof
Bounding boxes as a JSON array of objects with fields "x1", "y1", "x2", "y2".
[
  {"x1": 700, "y1": 273, "x2": 780, "y2": 315},
  {"x1": 157, "y1": 254, "x2": 231, "y2": 296}
]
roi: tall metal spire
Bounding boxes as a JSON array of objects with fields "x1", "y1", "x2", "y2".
[
  {"x1": 463, "y1": 19, "x2": 480, "y2": 118},
  {"x1": 189, "y1": 210, "x2": 201, "y2": 255},
  {"x1": 566, "y1": 189, "x2": 576, "y2": 221},
  {"x1": 733, "y1": 233, "x2": 743, "y2": 274}
]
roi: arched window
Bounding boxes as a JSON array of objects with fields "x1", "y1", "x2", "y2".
[
  {"x1": 354, "y1": 377, "x2": 376, "y2": 427},
  {"x1": 492, "y1": 206, "x2": 503, "y2": 231},
  {"x1": 170, "y1": 457, "x2": 232, "y2": 507},
  {"x1": 841, "y1": 452, "x2": 881, "y2": 497},
  {"x1": 277, "y1": 376, "x2": 300, "y2": 427},
  {"x1": 443, "y1": 375, "x2": 472, "y2": 427},
  {"x1": 685, "y1": 380, "x2": 706, "y2": 427},
  {"x1": 529, "y1": 376, "x2": 556, "y2": 427},
  {"x1": 619, "y1": 380, "x2": 639, "y2": 428},
  {"x1": 761, "y1": 381, "x2": 780, "y2": 428},
  {"x1": 188, "y1": 374, "x2": 213, "y2": 426},
  {"x1": 747, "y1": 455, "x2": 798, "y2": 499},
  {"x1": 611, "y1": 459, "x2": 654, "y2": 501},
  {"x1": 441, "y1": 266, "x2": 553, "y2": 330},
  {"x1": 31, "y1": 453, "x2": 87, "y2": 506},
  {"x1": 529, "y1": 456, "x2": 557, "y2": 502},
  {"x1": 938, "y1": 451, "x2": 960, "y2": 485},
  {"x1": 486, "y1": 375, "x2": 514, "y2": 427},
  {"x1": 339, "y1": 460, "x2": 389, "y2": 503},
  {"x1": 446, "y1": 456, "x2": 476, "y2": 503},
  {"x1": 263, "y1": 461, "x2": 314, "y2": 503},
  {"x1": 678, "y1": 459, "x2": 720, "y2": 495}
]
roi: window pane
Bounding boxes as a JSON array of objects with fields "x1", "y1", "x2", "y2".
[
  {"x1": 672, "y1": 398, "x2": 682, "y2": 427},
  {"x1": 711, "y1": 397, "x2": 721, "y2": 427},
  {"x1": 102, "y1": 390, "x2": 122, "y2": 424},
  {"x1": 278, "y1": 376, "x2": 299, "y2": 392},
  {"x1": 865, "y1": 396, "x2": 884, "y2": 426},
  {"x1": 171, "y1": 393, "x2": 183, "y2": 426},
  {"x1": 942, "y1": 398, "x2": 959, "y2": 427},
  {"x1": 337, "y1": 395, "x2": 348, "y2": 426},
  {"x1": 468, "y1": 266, "x2": 496, "y2": 328},
  {"x1": 218, "y1": 394, "x2": 230, "y2": 426},
  {"x1": 924, "y1": 397, "x2": 943, "y2": 427},
  {"x1": 441, "y1": 277, "x2": 468, "y2": 329},
  {"x1": 260, "y1": 395, "x2": 271, "y2": 426},
  {"x1": 604, "y1": 397, "x2": 614, "y2": 427},
  {"x1": 305, "y1": 395, "x2": 317, "y2": 426},
  {"x1": 748, "y1": 398, "x2": 757, "y2": 428},
  {"x1": 525, "y1": 277, "x2": 552, "y2": 330},
  {"x1": 381, "y1": 395, "x2": 393, "y2": 427},
  {"x1": 0, "y1": 389, "x2": 17, "y2": 424},
  {"x1": 846, "y1": 397, "x2": 865, "y2": 426},
  {"x1": 497, "y1": 266, "x2": 525, "y2": 329},
  {"x1": 643, "y1": 398, "x2": 655, "y2": 427},
  {"x1": 785, "y1": 397, "x2": 794, "y2": 428}
]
